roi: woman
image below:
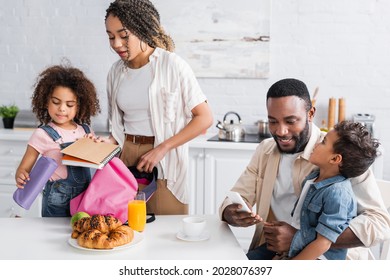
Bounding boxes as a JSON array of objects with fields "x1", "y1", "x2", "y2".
[{"x1": 103, "y1": 0, "x2": 213, "y2": 215}]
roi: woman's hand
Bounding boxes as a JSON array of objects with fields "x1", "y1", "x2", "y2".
[
  {"x1": 136, "y1": 143, "x2": 169, "y2": 173},
  {"x1": 134, "y1": 101, "x2": 213, "y2": 174}
]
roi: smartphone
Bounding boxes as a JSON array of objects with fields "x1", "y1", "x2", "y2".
[{"x1": 227, "y1": 191, "x2": 251, "y2": 212}]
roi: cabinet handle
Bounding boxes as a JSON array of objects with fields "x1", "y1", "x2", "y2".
[
  {"x1": 8, "y1": 149, "x2": 14, "y2": 154},
  {"x1": 197, "y1": 153, "x2": 204, "y2": 159}
]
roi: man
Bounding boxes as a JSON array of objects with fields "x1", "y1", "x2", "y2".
[{"x1": 219, "y1": 78, "x2": 390, "y2": 259}]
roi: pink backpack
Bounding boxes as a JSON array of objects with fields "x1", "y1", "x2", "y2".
[{"x1": 70, "y1": 157, "x2": 137, "y2": 223}]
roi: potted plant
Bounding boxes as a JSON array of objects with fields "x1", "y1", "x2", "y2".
[{"x1": 0, "y1": 104, "x2": 19, "y2": 129}]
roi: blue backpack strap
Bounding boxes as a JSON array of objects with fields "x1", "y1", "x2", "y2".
[
  {"x1": 40, "y1": 125, "x2": 62, "y2": 142},
  {"x1": 80, "y1": 124, "x2": 91, "y2": 134},
  {"x1": 40, "y1": 124, "x2": 90, "y2": 142}
]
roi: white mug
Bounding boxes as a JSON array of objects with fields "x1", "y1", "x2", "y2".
[{"x1": 182, "y1": 216, "x2": 206, "y2": 237}]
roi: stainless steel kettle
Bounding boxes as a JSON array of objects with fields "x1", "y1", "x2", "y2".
[{"x1": 216, "y1": 111, "x2": 245, "y2": 142}]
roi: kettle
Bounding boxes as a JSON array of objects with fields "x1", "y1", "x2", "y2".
[{"x1": 216, "y1": 111, "x2": 245, "y2": 142}]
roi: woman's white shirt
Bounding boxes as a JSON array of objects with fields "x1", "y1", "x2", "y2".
[
  {"x1": 107, "y1": 48, "x2": 207, "y2": 203},
  {"x1": 116, "y1": 62, "x2": 154, "y2": 136}
]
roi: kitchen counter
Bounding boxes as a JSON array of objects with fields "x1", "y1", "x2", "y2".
[
  {"x1": 0, "y1": 215, "x2": 247, "y2": 260},
  {"x1": 0, "y1": 128, "x2": 34, "y2": 141},
  {"x1": 0, "y1": 129, "x2": 259, "y2": 150},
  {"x1": 189, "y1": 133, "x2": 259, "y2": 151}
]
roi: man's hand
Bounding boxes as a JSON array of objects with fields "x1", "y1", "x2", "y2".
[
  {"x1": 222, "y1": 204, "x2": 262, "y2": 227},
  {"x1": 263, "y1": 221, "x2": 297, "y2": 254}
]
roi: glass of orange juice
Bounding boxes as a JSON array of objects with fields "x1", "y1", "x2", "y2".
[{"x1": 127, "y1": 191, "x2": 146, "y2": 232}]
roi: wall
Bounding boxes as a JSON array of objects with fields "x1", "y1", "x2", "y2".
[{"x1": 0, "y1": 0, "x2": 389, "y2": 179}]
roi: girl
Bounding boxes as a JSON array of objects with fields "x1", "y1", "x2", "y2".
[
  {"x1": 102, "y1": 0, "x2": 213, "y2": 215},
  {"x1": 15, "y1": 63, "x2": 101, "y2": 217}
]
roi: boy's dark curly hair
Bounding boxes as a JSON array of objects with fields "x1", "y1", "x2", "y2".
[
  {"x1": 333, "y1": 120, "x2": 380, "y2": 178},
  {"x1": 31, "y1": 64, "x2": 100, "y2": 125}
]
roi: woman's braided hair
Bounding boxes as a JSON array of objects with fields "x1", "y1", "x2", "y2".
[{"x1": 105, "y1": 0, "x2": 174, "y2": 51}]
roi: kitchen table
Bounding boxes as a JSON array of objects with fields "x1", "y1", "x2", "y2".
[{"x1": 0, "y1": 215, "x2": 248, "y2": 260}]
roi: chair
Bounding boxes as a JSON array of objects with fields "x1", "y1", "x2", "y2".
[{"x1": 368, "y1": 179, "x2": 390, "y2": 260}]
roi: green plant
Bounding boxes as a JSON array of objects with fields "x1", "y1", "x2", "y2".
[{"x1": 0, "y1": 104, "x2": 19, "y2": 118}]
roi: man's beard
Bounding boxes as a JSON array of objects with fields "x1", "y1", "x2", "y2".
[{"x1": 274, "y1": 120, "x2": 310, "y2": 154}]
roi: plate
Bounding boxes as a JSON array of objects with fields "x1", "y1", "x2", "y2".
[
  {"x1": 176, "y1": 231, "x2": 210, "y2": 242},
  {"x1": 68, "y1": 231, "x2": 143, "y2": 251}
]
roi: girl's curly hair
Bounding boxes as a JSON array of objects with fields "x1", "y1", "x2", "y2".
[
  {"x1": 333, "y1": 120, "x2": 380, "y2": 178},
  {"x1": 105, "y1": 0, "x2": 174, "y2": 51},
  {"x1": 31, "y1": 63, "x2": 101, "y2": 125}
]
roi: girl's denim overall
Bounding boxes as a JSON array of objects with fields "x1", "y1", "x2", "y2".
[{"x1": 40, "y1": 125, "x2": 91, "y2": 217}]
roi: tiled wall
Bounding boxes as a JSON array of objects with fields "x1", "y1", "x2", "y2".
[{"x1": 0, "y1": 0, "x2": 389, "y2": 179}]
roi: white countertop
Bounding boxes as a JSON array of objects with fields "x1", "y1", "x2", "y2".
[
  {"x1": 0, "y1": 128, "x2": 34, "y2": 141},
  {"x1": 0, "y1": 215, "x2": 247, "y2": 260}
]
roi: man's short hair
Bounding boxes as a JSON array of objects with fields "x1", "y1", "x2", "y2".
[{"x1": 266, "y1": 78, "x2": 312, "y2": 111}]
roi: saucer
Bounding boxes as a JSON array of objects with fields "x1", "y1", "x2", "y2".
[{"x1": 176, "y1": 231, "x2": 210, "y2": 242}]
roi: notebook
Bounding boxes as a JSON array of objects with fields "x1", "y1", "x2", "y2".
[{"x1": 61, "y1": 137, "x2": 121, "y2": 169}]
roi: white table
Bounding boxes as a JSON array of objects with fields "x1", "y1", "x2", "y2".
[{"x1": 0, "y1": 215, "x2": 248, "y2": 260}]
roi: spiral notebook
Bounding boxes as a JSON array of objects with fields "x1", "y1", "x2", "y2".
[{"x1": 61, "y1": 138, "x2": 121, "y2": 169}]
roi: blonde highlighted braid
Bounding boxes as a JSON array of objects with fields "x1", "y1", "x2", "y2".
[{"x1": 105, "y1": 0, "x2": 175, "y2": 52}]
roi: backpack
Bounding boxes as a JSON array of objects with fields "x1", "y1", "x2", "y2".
[
  {"x1": 70, "y1": 157, "x2": 138, "y2": 223},
  {"x1": 70, "y1": 157, "x2": 157, "y2": 223}
]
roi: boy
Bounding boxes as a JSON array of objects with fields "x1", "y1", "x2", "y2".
[{"x1": 288, "y1": 120, "x2": 380, "y2": 260}]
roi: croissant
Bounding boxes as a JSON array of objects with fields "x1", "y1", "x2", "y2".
[
  {"x1": 108, "y1": 225, "x2": 134, "y2": 247},
  {"x1": 77, "y1": 229, "x2": 113, "y2": 249},
  {"x1": 72, "y1": 214, "x2": 122, "y2": 238},
  {"x1": 77, "y1": 225, "x2": 134, "y2": 249}
]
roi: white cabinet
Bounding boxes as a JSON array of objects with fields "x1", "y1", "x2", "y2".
[
  {"x1": 0, "y1": 130, "x2": 42, "y2": 217},
  {"x1": 188, "y1": 147, "x2": 205, "y2": 215},
  {"x1": 188, "y1": 136, "x2": 258, "y2": 251},
  {"x1": 189, "y1": 148, "x2": 253, "y2": 214}
]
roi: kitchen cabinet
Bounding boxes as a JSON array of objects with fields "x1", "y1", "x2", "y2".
[
  {"x1": 0, "y1": 129, "x2": 42, "y2": 217},
  {"x1": 188, "y1": 135, "x2": 259, "y2": 250},
  {"x1": 188, "y1": 147, "x2": 254, "y2": 214}
]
